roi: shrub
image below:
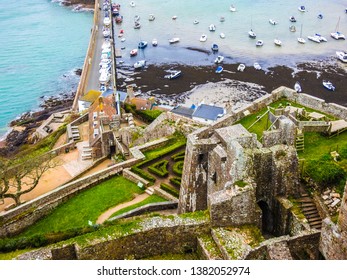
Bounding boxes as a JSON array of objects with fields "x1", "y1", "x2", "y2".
[
  {"x1": 131, "y1": 166, "x2": 156, "y2": 183},
  {"x1": 136, "y1": 109, "x2": 162, "y2": 123},
  {"x1": 173, "y1": 161, "x2": 184, "y2": 176},
  {"x1": 170, "y1": 176, "x2": 182, "y2": 187},
  {"x1": 148, "y1": 160, "x2": 169, "y2": 177},
  {"x1": 160, "y1": 183, "x2": 179, "y2": 198},
  {"x1": 124, "y1": 103, "x2": 136, "y2": 114},
  {"x1": 305, "y1": 159, "x2": 346, "y2": 187},
  {"x1": 171, "y1": 151, "x2": 185, "y2": 161}
]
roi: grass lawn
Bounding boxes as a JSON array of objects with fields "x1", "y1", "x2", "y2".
[
  {"x1": 19, "y1": 176, "x2": 144, "y2": 237},
  {"x1": 109, "y1": 194, "x2": 167, "y2": 219}
]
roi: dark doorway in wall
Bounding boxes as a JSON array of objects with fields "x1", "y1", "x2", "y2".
[{"x1": 258, "y1": 200, "x2": 273, "y2": 235}]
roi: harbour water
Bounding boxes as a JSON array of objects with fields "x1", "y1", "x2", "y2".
[
  {"x1": 0, "y1": 0, "x2": 346, "y2": 137},
  {"x1": 115, "y1": 0, "x2": 347, "y2": 67},
  {"x1": 0, "y1": 1, "x2": 92, "y2": 137}
]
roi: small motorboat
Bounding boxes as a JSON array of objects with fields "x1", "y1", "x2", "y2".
[
  {"x1": 331, "y1": 31, "x2": 345, "y2": 40},
  {"x1": 256, "y1": 40, "x2": 263, "y2": 47},
  {"x1": 269, "y1": 19, "x2": 278, "y2": 25},
  {"x1": 168, "y1": 70, "x2": 181, "y2": 79},
  {"x1": 307, "y1": 35, "x2": 321, "y2": 43},
  {"x1": 99, "y1": 59, "x2": 111, "y2": 66},
  {"x1": 133, "y1": 22, "x2": 141, "y2": 29},
  {"x1": 115, "y1": 15, "x2": 123, "y2": 23},
  {"x1": 315, "y1": 34, "x2": 327, "y2": 42},
  {"x1": 134, "y1": 15, "x2": 140, "y2": 22},
  {"x1": 130, "y1": 49, "x2": 138, "y2": 56},
  {"x1": 99, "y1": 72, "x2": 111, "y2": 83},
  {"x1": 289, "y1": 16, "x2": 297, "y2": 22},
  {"x1": 323, "y1": 80, "x2": 335, "y2": 91},
  {"x1": 220, "y1": 16, "x2": 225, "y2": 22},
  {"x1": 220, "y1": 33, "x2": 225, "y2": 39},
  {"x1": 297, "y1": 37, "x2": 306, "y2": 44},
  {"x1": 103, "y1": 28, "x2": 111, "y2": 38},
  {"x1": 134, "y1": 60, "x2": 146, "y2": 69},
  {"x1": 294, "y1": 82, "x2": 302, "y2": 93},
  {"x1": 102, "y1": 40, "x2": 111, "y2": 49},
  {"x1": 274, "y1": 38, "x2": 282, "y2": 46},
  {"x1": 172, "y1": 15, "x2": 177, "y2": 20},
  {"x1": 317, "y1": 14, "x2": 323, "y2": 19},
  {"x1": 200, "y1": 34, "x2": 207, "y2": 42},
  {"x1": 230, "y1": 5, "x2": 236, "y2": 12},
  {"x1": 193, "y1": 19, "x2": 199, "y2": 24},
  {"x1": 298, "y1": 6, "x2": 306, "y2": 12},
  {"x1": 336, "y1": 51, "x2": 347, "y2": 63},
  {"x1": 130, "y1": 1, "x2": 135, "y2": 7},
  {"x1": 237, "y1": 64, "x2": 245, "y2": 72},
  {"x1": 254, "y1": 62, "x2": 261, "y2": 70},
  {"x1": 248, "y1": 29, "x2": 256, "y2": 39},
  {"x1": 169, "y1": 37, "x2": 180, "y2": 44},
  {"x1": 103, "y1": 17, "x2": 111, "y2": 26},
  {"x1": 99, "y1": 64, "x2": 111, "y2": 74},
  {"x1": 215, "y1": 66, "x2": 223, "y2": 74},
  {"x1": 138, "y1": 41, "x2": 148, "y2": 49},
  {"x1": 152, "y1": 38, "x2": 158, "y2": 46},
  {"x1": 209, "y1": 24, "x2": 216, "y2": 31},
  {"x1": 148, "y1": 14, "x2": 155, "y2": 21},
  {"x1": 289, "y1": 25, "x2": 296, "y2": 32},
  {"x1": 211, "y1": 43, "x2": 219, "y2": 52},
  {"x1": 120, "y1": 38, "x2": 126, "y2": 42},
  {"x1": 214, "y1": 55, "x2": 224, "y2": 64}
]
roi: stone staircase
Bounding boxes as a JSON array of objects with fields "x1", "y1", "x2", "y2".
[
  {"x1": 297, "y1": 193, "x2": 322, "y2": 230},
  {"x1": 295, "y1": 130, "x2": 304, "y2": 152}
]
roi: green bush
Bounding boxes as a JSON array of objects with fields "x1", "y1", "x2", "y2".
[
  {"x1": 148, "y1": 160, "x2": 169, "y2": 177},
  {"x1": 173, "y1": 161, "x2": 184, "y2": 176},
  {"x1": 171, "y1": 151, "x2": 185, "y2": 161},
  {"x1": 131, "y1": 166, "x2": 156, "y2": 183},
  {"x1": 136, "y1": 109, "x2": 163, "y2": 123},
  {"x1": 160, "y1": 183, "x2": 179, "y2": 198},
  {"x1": 124, "y1": 103, "x2": 136, "y2": 114},
  {"x1": 170, "y1": 176, "x2": 182, "y2": 187},
  {"x1": 305, "y1": 159, "x2": 346, "y2": 187}
]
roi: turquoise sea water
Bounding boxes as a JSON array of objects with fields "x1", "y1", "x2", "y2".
[
  {"x1": 0, "y1": 1, "x2": 92, "y2": 137},
  {"x1": 114, "y1": 0, "x2": 347, "y2": 67},
  {"x1": 0, "y1": 0, "x2": 346, "y2": 137}
]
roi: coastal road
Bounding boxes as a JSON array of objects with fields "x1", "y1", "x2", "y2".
[{"x1": 85, "y1": 0, "x2": 112, "y2": 93}]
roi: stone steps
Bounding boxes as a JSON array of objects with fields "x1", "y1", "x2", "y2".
[{"x1": 297, "y1": 192, "x2": 322, "y2": 230}]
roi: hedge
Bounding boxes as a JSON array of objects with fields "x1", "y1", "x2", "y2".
[
  {"x1": 173, "y1": 161, "x2": 184, "y2": 176},
  {"x1": 131, "y1": 166, "x2": 156, "y2": 183},
  {"x1": 170, "y1": 176, "x2": 182, "y2": 187},
  {"x1": 160, "y1": 183, "x2": 179, "y2": 198},
  {"x1": 148, "y1": 160, "x2": 169, "y2": 177},
  {"x1": 135, "y1": 109, "x2": 163, "y2": 123},
  {"x1": 171, "y1": 151, "x2": 186, "y2": 161}
]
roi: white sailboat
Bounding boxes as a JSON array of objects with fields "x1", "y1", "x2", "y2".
[
  {"x1": 297, "y1": 24, "x2": 306, "y2": 44},
  {"x1": 331, "y1": 17, "x2": 345, "y2": 40}
]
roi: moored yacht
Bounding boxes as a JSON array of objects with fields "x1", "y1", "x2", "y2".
[{"x1": 336, "y1": 51, "x2": 347, "y2": 63}]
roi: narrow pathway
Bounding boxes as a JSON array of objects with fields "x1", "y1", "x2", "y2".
[{"x1": 96, "y1": 192, "x2": 149, "y2": 224}]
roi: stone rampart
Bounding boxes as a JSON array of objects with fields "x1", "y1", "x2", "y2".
[
  {"x1": 0, "y1": 138, "x2": 169, "y2": 237},
  {"x1": 72, "y1": 1, "x2": 99, "y2": 111},
  {"x1": 108, "y1": 201, "x2": 178, "y2": 221}
]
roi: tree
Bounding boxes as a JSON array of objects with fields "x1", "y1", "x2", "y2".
[{"x1": 0, "y1": 153, "x2": 60, "y2": 207}]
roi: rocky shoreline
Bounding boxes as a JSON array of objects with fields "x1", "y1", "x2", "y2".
[{"x1": 0, "y1": 68, "x2": 82, "y2": 157}]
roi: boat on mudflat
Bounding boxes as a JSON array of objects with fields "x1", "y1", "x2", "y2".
[
  {"x1": 323, "y1": 80, "x2": 335, "y2": 91},
  {"x1": 200, "y1": 34, "x2": 207, "y2": 42},
  {"x1": 248, "y1": 29, "x2": 256, "y2": 39},
  {"x1": 237, "y1": 64, "x2": 245, "y2": 72},
  {"x1": 134, "y1": 60, "x2": 146, "y2": 69},
  {"x1": 336, "y1": 51, "x2": 347, "y2": 63},
  {"x1": 130, "y1": 49, "x2": 138, "y2": 56},
  {"x1": 294, "y1": 82, "x2": 302, "y2": 93},
  {"x1": 256, "y1": 40, "x2": 263, "y2": 46},
  {"x1": 215, "y1": 66, "x2": 223, "y2": 74},
  {"x1": 274, "y1": 38, "x2": 282, "y2": 46},
  {"x1": 254, "y1": 62, "x2": 261, "y2": 70},
  {"x1": 167, "y1": 70, "x2": 181, "y2": 79}
]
